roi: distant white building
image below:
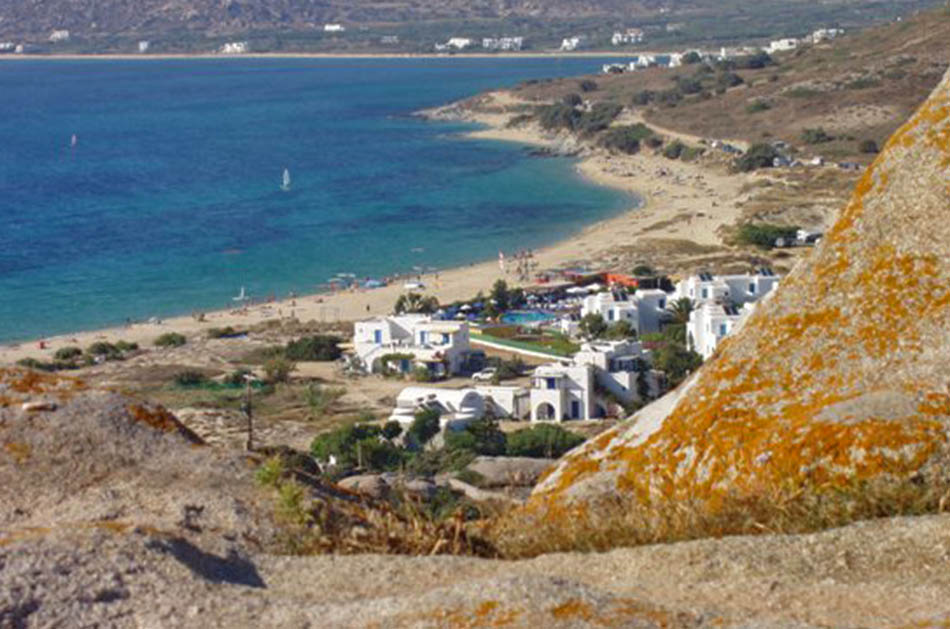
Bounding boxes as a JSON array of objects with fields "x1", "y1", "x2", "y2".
[
  {"x1": 353, "y1": 314, "x2": 472, "y2": 378},
  {"x1": 632, "y1": 54, "x2": 657, "y2": 69},
  {"x1": 768, "y1": 38, "x2": 800, "y2": 53},
  {"x1": 219, "y1": 41, "x2": 249, "y2": 54},
  {"x1": 602, "y1": 63, "x2": 627, "y2": 74},
  {"x1": 49, "y1": 30, "x2": 70, "y2": 43},
  {"x1": 324, "y1": 24, "x2": 346, "y2": 32},
  {"x1": 810, "y1": 28, "x2": 844, "y2": 43},
  {"x1": 388, "y1": 387, "x2": 485, "y2": 431},
  {"x1": 560, "y1": 36, "x2": 588, "y2": 52},
  {"x1": 137, "y1": 41, "x2": 150, "y2": 53},
  {"x1": 673, "y1": 270, "x2": 779, "y2": 307},
  {"x1": 380, "y1": 35, "x2": 400, "y2": 45},
  {"x1": 611, "y1": 28, "x2": 644, "y2": 46},
  {"x1": 483, "y1": 37, "x2": 524, "y2": 51},
  {"x1": 530, "y1": 340, "x2": 659, "y2": 422},
  {"x1": 687, "y1": 301, "x2": 757, "y2": 359},
  {"x1": 580, "y1": 288, "x2": 668, "y2": 336},
  {"x1": 0, "y1": 42, "x2": 15, "y2": 53}
]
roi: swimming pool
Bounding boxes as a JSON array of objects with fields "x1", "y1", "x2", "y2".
[{"x1": 501, "y1": 310, "x2": 557, "y2": 325}]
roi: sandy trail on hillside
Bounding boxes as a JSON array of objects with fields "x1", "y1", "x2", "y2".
[{"x1": 0, "y1": 91, "x2": 747, "y2": 366}]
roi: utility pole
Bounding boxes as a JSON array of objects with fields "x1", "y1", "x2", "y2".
[{"x1": 243, "y1": 375, "x2": 255, "y2": 452}]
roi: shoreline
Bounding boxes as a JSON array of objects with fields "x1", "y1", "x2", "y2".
[
  {"x1": 0, "y1": 51, "x2": 640, "y2": 62},
  {"x1": 0, "y1": 91, "x2": 746, "y2": 366}
]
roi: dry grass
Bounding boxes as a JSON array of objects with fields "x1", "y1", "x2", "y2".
[{"x1": 484, "y1": 476, "x2": 950, "y2": 559}]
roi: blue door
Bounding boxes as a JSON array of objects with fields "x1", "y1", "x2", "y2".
[
  {"x1": 373, "y1": 330, "x2": 382, "y2": 343},
  {"x1": 571, "y1": 400, "x2": 581, "y2": 419}
]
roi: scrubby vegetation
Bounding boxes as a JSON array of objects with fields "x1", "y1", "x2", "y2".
[
  {"x1": 736, "y1": 223, "x2": 799, "y2": 249},
  {"x1": 600, "y1": 123, "x2": 653, "y2": 154},
  {"x1": 734, "y1": 143, "x2": 780, "y2": 172},
  {"x1": 154, "y1": 332, "x2": 187, "y2": 348}
]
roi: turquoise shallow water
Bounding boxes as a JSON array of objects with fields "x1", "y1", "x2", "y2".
[{"x1": 0, "y1": 58, "x2": 635, "y2": 343}]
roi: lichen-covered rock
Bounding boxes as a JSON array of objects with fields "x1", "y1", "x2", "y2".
[{"x1": 528, "y1": 66, "x2": 950, "y2": 526}]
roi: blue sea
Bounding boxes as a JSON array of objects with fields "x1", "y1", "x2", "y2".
[{"x1": 0, "y1": 58, "x2": 635, "y2": 343}]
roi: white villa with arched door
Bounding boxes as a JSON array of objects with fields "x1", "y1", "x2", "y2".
[{"x1": 529, "y1": 340, "x2": 660, "y2": 422}]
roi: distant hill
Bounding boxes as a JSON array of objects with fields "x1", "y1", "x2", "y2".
[{"x1": 0, "y1": 0, "x2": 943, "y2": 54}]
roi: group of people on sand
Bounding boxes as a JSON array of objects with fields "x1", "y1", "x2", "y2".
[{"x1": 503, "y1": 249, "x2": 538, "y2": 282}]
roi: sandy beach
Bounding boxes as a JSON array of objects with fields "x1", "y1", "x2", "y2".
[{"x1": 0, "y1": 90, "x2": 747, "y2": 366}]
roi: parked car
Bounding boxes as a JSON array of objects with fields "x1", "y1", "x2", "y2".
[{"x1": 471, "y1": 367, "x2": 497, "y2": 382}]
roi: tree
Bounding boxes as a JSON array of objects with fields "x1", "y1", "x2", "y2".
[
  {"x1": 490, "y1": 279, "x2": 511, "y2": 312},
  {"x1": 154, "y1": 332, "x2": 186, "y2": 348},
  {"x1": 605, "y1": 320, "x2": 636, "y2": 340},
  {"x1": 632, "y1": 264, "x2": 654, "y2": 276},
  {"x1": 284, "y1": 335, "x2": 342, "y2": 361},
  {"x1": 506, "y1": 424, "x2": 586, "y2": 458},
  {"x1": 717, "y1": 71, "x2": 744, "y2": 89},
  {"x1": 578, "y1": 79, "x2": 598, "y2": 92},
  {"x1": 310, "y1": 422, "x2": 381, "y2": 468},
  {"x1": 382, "y1": 421, "x2": 404, "y2": 440},
  {"x1": 394, "y1": 292, "x2": 439, "y2": 314},
  {"x1": 734, "y1": 143, "x2": 780, "y2": 172},
  {"x1": 406, "y1": 407, "x2": 441, "y2": 447},
  {"x1": 445, "y1": 419, "x2": 507, "y2": 456},
  {"x1": 263, "y1": 357, "x2": 295, "y2": 383},
  {"x1": 601, "y1": 124, "x2": 653, "y2": 155},
  {"x1": 54, "y1": 346, "x2": 82, "y2": 361},
  {"x1": 653, "y1": 344, "x2": 703, "y2": 389},
  {"x1": 666, "y1": 297, "x2": 694, "y2": 325},
  {"x1": 579, "y1": 313, "x2": 608, "y2": 339},
  {"x1": 682, "y1": 51, "x2": 702, "y2": 64}
]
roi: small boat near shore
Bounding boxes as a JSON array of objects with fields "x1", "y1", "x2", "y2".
[{"x1": 281, "y1": 168, "x2": 291, "y2": 192}]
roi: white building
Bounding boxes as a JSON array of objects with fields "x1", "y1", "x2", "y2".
[
  {"x1": 580, "y1": 288, "x2": 668, "y2": 336},
  {"x1": 388, "y1": 387, "x2": 485, "y2": 431},
  {"x1": 673, "y1": 270, "x2": 779, "y2": 307},
  {"x1": 611, "y1": 29, "x2": 644, "y2": 46},
  {"x1": 687, "y1": 301, "x2": 757, "y2": 359},
  {"x1": 529, "y1": 340, "x2": 659, "y2": 422},
  {"x1": 219, "y1": 41, "x2": 249, "y2": 54},
  {"x1": 137, "y1": 41, "x2": 150, "y2": 53},
  {"x1": 474, "y1": 385, "x2": 530, "y2": 419},
  {"x1": 632, "y1": 54, "x2": 657, "y2": 69},
  {"x1": 49, "y1": 30, "x2": 70, "y2": 43},
  {"x1": 353, "y1": 314, "x2": 472, "y2": 377},
  {"x1": 811, "y1": 28, "x2": 844, "y2": 43},
  {"x1": 324, "y1": 24, "x2": 346, "y2": 32},
  {"x1": 768, "y1": 38, "x2": 800, "y2": 53},
  {"x1": 602, "y1": 63, "x2": 627, "y2": 74},
  {"x1": 483, "y1": 37, "x2": 523, "y2": 51},
  {"x1": 560, "y1": 36, "x2": 588, "y2": 52},
  {"x1": 0, "y1": 42, "x2": 15, "y2": 53},
  {"x1": 380, "y1": 35, "x2": 400, "y2": 45}
]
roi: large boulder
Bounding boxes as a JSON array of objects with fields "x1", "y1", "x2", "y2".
[{"x1": 518, "y1": 66, "x2": 950, "y2": 545}]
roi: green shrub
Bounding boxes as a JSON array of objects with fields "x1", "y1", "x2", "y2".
[
  {"x1": 284, "y1": 335, "x2": 342, "y2": 361},
  {"x1": 207, "y1": 326, "x2": 244, "y2": 339},
  {"x1": 846, "y1": 77, "x2": 881, "y2": 90},
  {"x1": 305, "y1": 383, "x2": 345, "y2": 417},
  {"x1": 736, "y1": 223, "x2": 799, "y2": 249},
  {"x1": 631, "y1": 90, "x2": 655, "y2": 106},
  {"x1": 682, "y1": 51, "x2": 701, "y2": 64},
  {"x1": 601, "y1": 123, "x2": 653, "y2": 155},
  {"x1": 605, "y1": 320, "x2": 636, "y2": 340},
  {"x1": 16, "y1": 357, "x2": 54, "y2": 372},
  {"x1": 579, "y1": 313, "x2": 608, "y2": 339},
  {"x1": 174, "y1": 370, "x2": 208, "y2": 387},
  {"x1": 154, "y1": 333, "x2": 186, "y2": 348},
  {"x1": 653, "y1": 344, "x2": 703, "y2": 389},
  {"x1": 411, "y1": 366, "x2": 435, "y2": 383},
  {"x1": 445, "y1": 419, "x2": 507, "y2": 456},
  {"x1": 717, "y1": 71, "x2": 744, "y2": 89},
  {"x1": 537, "y1": 102, "x2": 579, "y2": 131},
  {"x1": 310, "y1": 422, "x2": 382, "y2": 468},
  {"x1": 88, "y1": 341, "x2": 120, "y2": 357},
  {"x1": 578, "y1": 79, "x2": 598, "y2": 92},
  {"x1": 114, "y1": 340, "x2": 138, "y2": 353},
  {"x1": 745, "y1": 100, "x2": 771, "y2": 114},
  {"x1": 675, "y1": 77, "x2": 703, "y2": 95},
  {"x1": 225, "y1": 368, "x2": 253, "y2": 386},
  {"x1": 406, "y1": 408, "x2": 441, "y2": 447},
  {"x1": 54, "y1": 346, "x2": 82, "y2": 361},
  {"x1": 575, "y1": 102, "x2": 623, "y2": 136},
  {"x1": 562, "y1": 93, "x2": 582, "y2": 107},
  {"x1": 734, "y1": 143, "x2": 780, "y2": 172},
  {"x1": 786, "y1": 87, "x2": 821, "y2": 99},
  {"x1": 382, "y1": 421, "x2": 404, "y2": 440},
  {"x1": 506, "y1": 424, "x2": 586, "y2": 458},
  {"x1": 859, "y1": 139, "x2": 879, "y2": 154},
  {"x1": 632, "y1": 264, "x2": 654, "y2": 276},
  {"x1": 663, "y1": 140, "x2": 686, "y2": 159},
  {"x1": 801, "y1": 127, "x2": 833, "y2": 144},
  {"x1": 263, "y1": 357, "x2": 295, "y2": 383}
]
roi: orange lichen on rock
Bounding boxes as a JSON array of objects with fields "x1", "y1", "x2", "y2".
[{"x1": 524, "y1": 65, "x2": 950, "y2": 535}]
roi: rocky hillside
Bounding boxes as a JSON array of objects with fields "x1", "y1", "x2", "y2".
[
  {"x1": 498, "y1": 62, "x2": 950, "y2": 555},
  {"x1": 0, "y1": 0, "x2": 939, "y2": 50},
  {"x1": 6, "y1": 368, "x2": 950, "y2": 626}
]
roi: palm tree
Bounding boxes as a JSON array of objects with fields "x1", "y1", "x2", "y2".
[{"x1": 666, "y1": 297, "x2": 694, "y2": 325}]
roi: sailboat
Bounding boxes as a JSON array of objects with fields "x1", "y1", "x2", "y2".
[
  {"x1": 70, "y1": 134, "x2": 78, "y2": 148},
  {"x1": 281, "y1": 168, "x2": 291, "y2": 192},
  {"x1": 232, "y1": 286, "x2": 249, "y2": 302}
]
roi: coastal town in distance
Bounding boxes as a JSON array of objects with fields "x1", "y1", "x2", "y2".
[{"x1": 3, "y1": 0, "x2": 950, "y2": 626}]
